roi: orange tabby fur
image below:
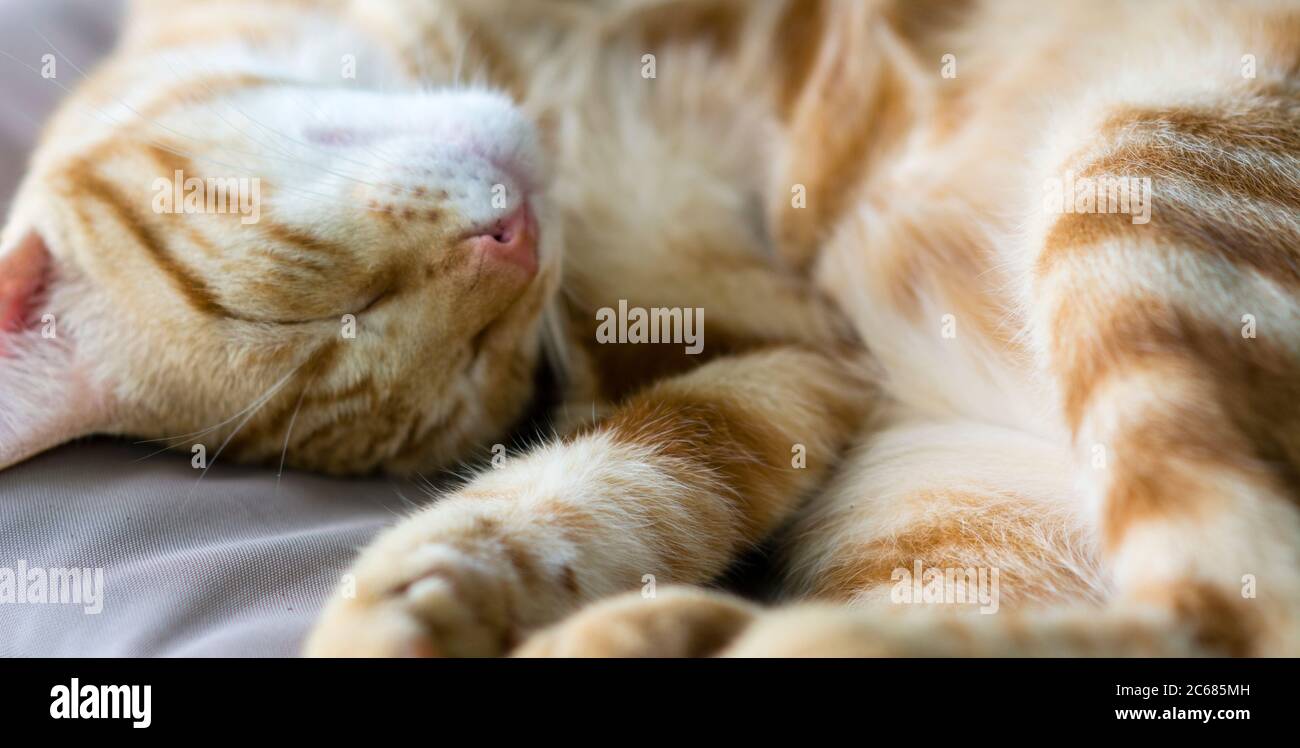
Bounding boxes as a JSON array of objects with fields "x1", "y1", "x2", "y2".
[{"x1": 1, "y1": 0, "x2": 1297, "y2": 656}]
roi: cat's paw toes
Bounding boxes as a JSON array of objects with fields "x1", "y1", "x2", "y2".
[
  {"x1": 304, "y1": 544, "x2": 512, "y2": 658},
  {"x1": 513, "y1": 586, "x2": 757, "y2": 658},
  {"x1": 304, "y1": 581, "x2": 495, "y2": 657}
]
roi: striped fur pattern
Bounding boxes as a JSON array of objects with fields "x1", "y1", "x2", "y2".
[{"x1": 3, "y1": 0, "x2": 1299, "y2": 656}]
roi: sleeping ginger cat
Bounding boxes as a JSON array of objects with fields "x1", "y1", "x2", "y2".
[{"x1": 1, "y1": 0, "x2": 1297, "y2": 656}]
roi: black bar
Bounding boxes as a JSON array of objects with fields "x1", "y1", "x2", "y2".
[{"x1": 0, "y1": 658, "x2": 1285, "y2": 734}]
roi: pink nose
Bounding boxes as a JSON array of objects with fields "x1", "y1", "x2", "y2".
[{"x1": 468, "y1": 205, "x2": 538, "y2": 276}]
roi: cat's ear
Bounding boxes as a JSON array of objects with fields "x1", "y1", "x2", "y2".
[{"x1": 0, "y1": 228, "x2": 113, "y2": 470}]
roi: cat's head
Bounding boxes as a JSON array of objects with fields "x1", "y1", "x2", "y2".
[{"x1": 0, "y1": 15, "x2": 562, "y2": 475}]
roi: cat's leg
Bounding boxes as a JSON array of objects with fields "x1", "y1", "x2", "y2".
[
  {"x1": 778, "y1": 419, "x2": 1104, "y2": 608},
  {"x1": 304, "y1": 346, "x2": 869, "y2": 656},
  {"x1": 514, "y1": 586, "x2": 760, "y2": 658},
  {"x1": 512, "y1": 419, "x2": 1126, "y2": 658},
  {"x1": 512, "y1": 587, "x2": 1187, "y2": 657},
  {"x1": 519, "y1": 87, "x2": 1300, "y2": 653},
  {"x1": 519, "y1": 371, "x2": 1299, "y2": 656},
  {"x1": 752, "y1": 92, "x2": 1300, "y2": 657},
  {"x1": 752, "y1": 95, "x2": 1300, "y2": 657},
  {"x1": 750, "y1": 97, "x2": 1300, "y2": 657},
  {"x1": 1019, "y1": 96, "x2": 1300, "y2": 656}
]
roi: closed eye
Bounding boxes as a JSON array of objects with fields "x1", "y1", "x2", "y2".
[{"x1": 244, "y1": 289, "x2": 390, "y2": 327}]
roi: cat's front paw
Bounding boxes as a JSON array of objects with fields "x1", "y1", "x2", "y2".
[
  {"x1": 304, "y1": 513, "x2": 527, "y2": 657},
  {"x1": 513, "y1": 587, "x2": 757, "y2": 658},
  {"x1": 304, "y1": 546, "x2": 509, "y2": 657},
  {"x1": 304, "y1": 563, "x2": 499, "y2": 657}
]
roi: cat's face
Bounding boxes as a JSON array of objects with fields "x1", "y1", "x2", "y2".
[{"x1": 0, "y1": 31, "x2": 561, "y2": 475}]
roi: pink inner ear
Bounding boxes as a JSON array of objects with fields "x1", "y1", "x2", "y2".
[
  {"x1": 0, "y1": 232, "x2": 50, "y2": 344},
  {"x1": 0, "y1": 230, "x2": 112, "y2": 470}
]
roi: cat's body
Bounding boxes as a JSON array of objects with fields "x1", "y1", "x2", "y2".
[{"x1": 1, "y1": 0, "x2": 1297, "y2": 656}]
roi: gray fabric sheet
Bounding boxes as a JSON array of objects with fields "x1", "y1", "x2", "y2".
[
  {"x1": 1, "y1": 441, "x2": 402, "y2": 656},
  {"x1": 0, "y1": 0, "x2": 403, "y2": 657}
]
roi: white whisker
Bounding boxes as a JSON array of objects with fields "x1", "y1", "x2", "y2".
[
  {"x1": 186, "y1": 362, "x2": 303, "y2": 500},
  {"x1": 275, "y1": 379, "x2": 312, "y2": 494}
]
